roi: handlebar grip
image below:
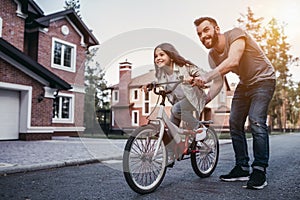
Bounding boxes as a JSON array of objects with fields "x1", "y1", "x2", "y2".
[{"x1": 146, "y1": 82, "x2": 156, "y2": 91}]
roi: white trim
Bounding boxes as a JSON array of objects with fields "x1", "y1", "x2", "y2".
[
  {"x1": 70, "y1": 84, "x2": 85, "y2": 94},
  {"x1": 65, "y1": 18, "x2": 85, "y2": 46},
  {"x1": 111, "y1": 111, "x2": 115, "y2": 126},
  {"x1": 61, "y1": 25, "x2": 70, "y2": 36},
  {"x1": 0, "y1": 17, "x2": 2, "y2": 37},
  {"x1": 132, "y1": 110, "x2": 139, "y2": 126},
  {"x1": 52, "y1": 92, "x2": 75, "y2": 123},
  {"x1": 14, "y1": 0, "x2": 27, "y2": 19},
  {"x1": 40, "y1": 27, "x2": 49, "y2": 33},
  {"x1": 113, "y1": 90, "x2": 119, "y2": 103},
  {"x1": 23, "y1": 126, "x2": 85, "y2": 133},
  {"x1": 52, "y1": 126, "x2": 85, "y2": 132},
  {"x1": 44, "y1": 86, "x2": 58, "y2": 99},
  {"x1": 49, "y1": 17, "x2": 86, "y2": 47},
  {"x1": 119, "y1": 68, "x2": 131, "y2": 71},
  {"x1": 51, "y1": 37, "x2": 77, "y2": 73},
  {"x1": 142, "y1": 91, "x2": 150, "y2": 115},
  {"x1": 132, "y1": 89, "x2": 139, "y2": 101},
  {"x1": 215, "y1": 112, "x2": 230, "y2": 116},
  {"x1": 24, "y1": 127, "x2": 54, "y2": 133}
]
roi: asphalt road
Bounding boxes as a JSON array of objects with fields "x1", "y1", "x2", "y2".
[{"x1": 0, "y1": 133, "x2": 299, "y2": 200}]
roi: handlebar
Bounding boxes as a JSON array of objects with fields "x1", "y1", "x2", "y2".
[{"x1": 147, "y1": 76, "x2": 184, "y2": 96}]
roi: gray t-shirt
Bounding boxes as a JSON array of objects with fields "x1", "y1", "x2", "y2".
[{"x1": 208, "y1": 27, "x2": 275, "y2": 85}]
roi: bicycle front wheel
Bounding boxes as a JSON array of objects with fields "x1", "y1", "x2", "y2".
[
  {"x1": 190, "y1": 127, "x2": 219, "y2": 178},
  {"x1": 123, "y1": 124, "x2": 167, "y2": 194}
]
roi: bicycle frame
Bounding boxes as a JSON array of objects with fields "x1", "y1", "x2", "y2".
[
  {"x1": 123, "y1": 78, "x2": 219, "y2": 194},
  {"x1": 152, "y1": 104, "x2": 183, "y2": 157},
  {"x1": 149, "y1": 78, "x2": 209, "y2": 158}
]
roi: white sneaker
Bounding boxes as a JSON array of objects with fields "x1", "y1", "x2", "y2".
[{"x1": 195, "y1": 127, "x2": 207, "y2": 141}]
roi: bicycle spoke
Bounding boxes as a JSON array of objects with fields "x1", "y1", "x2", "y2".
[
  {"x1": 123, "y1": 125, "x2": 167, "y2": 193},
  {"x1": 190, "y1": 127, "x2": 219, "y2": 177}
]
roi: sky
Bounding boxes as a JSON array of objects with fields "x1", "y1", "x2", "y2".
[{"x1": 34, "y1": 0, "x2": 300, "y2": 84}]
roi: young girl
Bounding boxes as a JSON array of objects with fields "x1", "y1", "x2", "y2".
[{"x1": 145, "y1": 43, "x2": 207, "y2": 140}]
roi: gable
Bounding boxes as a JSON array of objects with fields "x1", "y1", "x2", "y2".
[
  {"x1": 27, "y1": 9, "x2": 99, "y2": 47},
  {"x1": 0, "y1": 38, "x2": 71, "y2": 89}
]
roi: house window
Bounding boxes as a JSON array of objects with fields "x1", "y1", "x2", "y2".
[
  {"x1": 51, "y1": 37, "x2": 76, "y2": 72},
  {"x1": 52, "y1": 93, "x2": 74, "y2": 123},
  {"x1": 132, "y1": 89, "x2": 139, "y2": 101},
  {"x1": 113, "y1": 90, "x2": 119, "y2": 102},
  {"x1": 132, "y1": 110, "x2": 139, "y2": 126},
  {"x1": 143, "y1": 91, "x2": 150, "y2": 115},
  {"x1": 144, "y1": 102, "x2": 149, "y2": 114},
  {"x1": 219, "y1": 90, "x2": 226, "y2": 103}
]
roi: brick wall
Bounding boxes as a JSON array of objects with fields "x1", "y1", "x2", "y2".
[
  {"x1": 0, "y1": 0, "x2": 25, "y2": 51},
  {"x1": 0, "y1": 60, "x2": 52, "y2": 127},
  {"x1": 37, "y1": 18, "x2": 86, "y2": 86},
  {"x1": 35, "y1": 18, "x2": 88, "y2": 133}
]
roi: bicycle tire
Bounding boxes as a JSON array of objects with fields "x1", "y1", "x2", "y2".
[
  {"x1": 123, "y1": 124, "x2": 168, "y2": 194},
  {"x1": 190, "y1": 127, "x2": 219, "y2": 178}
]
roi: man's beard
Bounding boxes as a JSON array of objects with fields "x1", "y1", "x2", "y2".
[{"x1": 203, "y1": 30, "x2": 218, "y2": 49}]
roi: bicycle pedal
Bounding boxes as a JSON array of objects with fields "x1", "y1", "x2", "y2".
[
  {"x1": 177, "y1": 156, "x2": 183, "y2": 161},
  {"x1": 178, "y1": 156, "x2": 190, "y2": 161},
  {"x1": 166, "y1": 161, "x2": 175, "y2": 168}
]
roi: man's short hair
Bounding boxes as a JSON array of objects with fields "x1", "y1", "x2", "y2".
[{"x1": 194, "y1": 17, "x2": 218, "y2": 27}]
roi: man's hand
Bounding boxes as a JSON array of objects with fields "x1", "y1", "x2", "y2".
[{"x1": 190, "y1": 77, "x2": 206, "y2": 88}]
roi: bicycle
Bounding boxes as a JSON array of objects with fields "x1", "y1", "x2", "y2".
[{"x1": 123, "y1": 78, "x2": 219, "y2": 194}]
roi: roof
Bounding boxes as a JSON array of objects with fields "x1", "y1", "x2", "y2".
[
  {"x1": 27, "y1": 8, "x2": 99, "y2": 47},
  {"x1": 109, "y1": 69, "x2": 155, "y2": 90},
  {"x1": 17, "y1": 0, "x2": 44, "y2": 17},
  {"x1": 130, "y1": 70, "x2": 156, "y2": 87},
  {"x1": 215, "y1": 105, "x2": 231, "y2": 113},
  {"x1": 0, "y1": 38, "x2": 71, "y2": 90}
]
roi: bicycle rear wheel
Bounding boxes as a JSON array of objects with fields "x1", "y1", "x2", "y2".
[
  {"x1": 123, "y1": 124, "x2": 167, "y2": 194},
  {"x1": 190, "y1": 127, "x2": 219, "y2": 178}
]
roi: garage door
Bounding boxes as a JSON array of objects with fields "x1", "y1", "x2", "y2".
[{"x1": 0, "y1": 89, "x2": 20, "y2": 140}]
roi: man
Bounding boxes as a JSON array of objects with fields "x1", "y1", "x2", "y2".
[{"x1": 192, "y1": 17, "x2": 276, "y2": 189}]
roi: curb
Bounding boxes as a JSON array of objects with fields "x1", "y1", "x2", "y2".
[{"x1": 0, "y1": 156, "x2": 122, "y2": 176}]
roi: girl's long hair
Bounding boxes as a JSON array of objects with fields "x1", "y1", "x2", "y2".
[{"x1": 154, "y1": 43, "x2": 195, "y2": 79}]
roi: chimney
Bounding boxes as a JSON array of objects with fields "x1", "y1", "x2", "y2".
[
  {"x1": 118, "y1": 59, "x2": 132, "y2": 105},
  {"x1": 119, "y1": 59, "x2": 132, "y2": 81}
]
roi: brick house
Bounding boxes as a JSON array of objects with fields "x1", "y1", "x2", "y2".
[
  {"x1": 0, "y1": 0, "x2": 98, "y2": 140},
  {"x1": 110, "y1": 60, "x2": 232, "y2": 134}
]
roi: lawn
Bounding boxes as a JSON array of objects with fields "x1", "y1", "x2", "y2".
[{"x1": 80, "y1": 130, "x2": 291, "y2": 140}]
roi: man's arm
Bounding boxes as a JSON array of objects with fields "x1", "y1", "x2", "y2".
[
  {"x1": 205, "y1": 75, "x2": 224, "y2": 104},
  {"x1": 193, "y1": 37, "x2": 246, "y2": 87},
  {"x1": 206, "y1": 38, "x2": 245, "y2": 82}
]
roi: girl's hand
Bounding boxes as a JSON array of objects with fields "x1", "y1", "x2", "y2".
[
  {"x1": 141, "y1": 85, "x2": 148, "y2": 93},
  {"x1": 141, "y1": 82, "x2": 155, "y2": 92}
]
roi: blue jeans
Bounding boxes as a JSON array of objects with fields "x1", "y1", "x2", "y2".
[
  {"x1": 229, "y1": 79, "x2": 275, "y2": 169},
  {"x1": 170, "y1": 97, "x2": 199, "y2": 130}
]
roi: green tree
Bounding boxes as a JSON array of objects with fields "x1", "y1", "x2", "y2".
[
  {"x1": 237, "y1": 7, "x2": 264, "y2": 43},
  {"x1": 237, "y1": 7, "x2": 300, "y2": 131},
  {"x1": 84, "y1": 48, "x2": 110, "y2": 133},
  {"x1": 64, "y1": 0, "x2": 81, "y2": 17},
  {"x1": 261, "y1": 18, "x2": 292, "y2": 131}
]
